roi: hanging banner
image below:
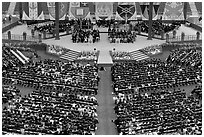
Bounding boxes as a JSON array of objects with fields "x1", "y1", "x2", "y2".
[
  {"x1": 140, "y1": 3, "x2": 160, "y2": 20},
  {"x1": 162, "y1": 2, "x2": 184, "y2": 20},
  {"x1": 69, "y1": 2, "x2": 90, "y2": 19},
  {"x1": 47, "y1": 2, "x2": 69, "y2": 20},
  {"x1": 29, "y1": 2, "x2": 38, "y2": 20},
  {"x1": 95, "y1": 2, "x2": 113, "y2": 20},
  {"x1": 22, "y1": 2, "x2": 45, "y2": 20},
  {"x1": 116, "y1": 2, "x2": 136, "y2": 20}
]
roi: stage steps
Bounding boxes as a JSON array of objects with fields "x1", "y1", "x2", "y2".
[
  {"x1": 10, "y1": 49, "x2": 26, "y2": 64},
  {"x1": 60, "y1": 50, "x2": 80, "y2": 61},
  {"x1": 129, "y1": 50, "x2": 149, "y2": 61}
]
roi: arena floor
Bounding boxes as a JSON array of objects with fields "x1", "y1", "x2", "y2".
[
  {"x1": 4, "y1": 23, "x2": 201, "y2": 65},
  {"x1": 5, "y1": 23, "x2": 201, "y2": 54}
]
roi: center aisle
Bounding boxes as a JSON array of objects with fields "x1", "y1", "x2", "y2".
[{"x1": 96, "y1": 67, "x2": 117, "y2": 135}]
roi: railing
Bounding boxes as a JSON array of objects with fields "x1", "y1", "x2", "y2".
[
  {"x1": 2, "y1": 33, "x2": 39, "y2": 42},
  {"x1": 26, "y1": 35, "x2": 39, "y2": 42},
  {"x1": 11, "y1": 34, "x2": 24, "y2": 41},
  {"x1": 168, "y1": 35, "x2": 199, "y2": 42},
  {"x1": 2, "y1": 34, "x2": 8, "y2": 39}
]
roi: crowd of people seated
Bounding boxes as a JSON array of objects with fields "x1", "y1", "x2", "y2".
[
  {"x1": 112, "y1": 43, "x2": 202, "y2": 93},
  {"x1": 2, "y1": 43, "x2": 100, "y2": 135},
  {"x1": 72, "y1": 29, "x2": 100, "y2": 43},
  {"x1": 142, "y1": 44, "x2": 162, "y2": 55},
  {"x1": 112, "y1": 58, "x2": 201, "y2": 93},
  {"x1": 2, "y1": 85, "x2": 20, "y2": 104},
  {"x1": 29, "y1": 19, "x2": 93, "y2": 34},
  {"x1": 33, "y1": 22, "x2": 70, "y2": 34},
  {"x1": 112, "y1": 51, "x2": 132, "y2": 60},
  {"x1": 111, "y1": 43, "x2": 202, "y2": 135},
  {"x1": 108, "y1": 28, "x2": 135, "y2": 43},
  {"x1": 77, "y1": 51, "x2": 98, "y2": 61},
  {"x1": 134, "y1": 21, "x2": 181, "y2": 35},
  {"x1": 3, "y1": 59, "x2": 99, "y2": 95},
  {"x1": 166, "y1": 46, "x2": 202, "y2": 68},
  {"x1": 113, "y1": 89, "x2": 202, "y2": 135},
  {"x1": 2, "y1": 89, "x2": 98, "y2": 135}
]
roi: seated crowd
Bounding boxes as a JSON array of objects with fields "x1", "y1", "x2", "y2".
[
  {"x1": 72, "y1": 29, "x2": 100, "y2": 43},
  {"x1": 111, "y1": 43, "x2": 202, "y2": 135},
  {"x1": 33, "y1": 22, "x2": 70, "y2": 34},
  {"x1": 29, "y1": 18, "x2": 92, "y2": 35},
  {"x1": 113, "y1": 89, "x2": 202, "y2": 135},
  {"x1": 112, "y1": 59, "x2": 201, "y2": 93},
  {"x1": 2, "y1": 44, "x2": 100, "y2": 135},
  {"x1": 166, "y1": 45, "x2": 202, "y2": 68},
  {"x1": 112, "y1": 43, "x2": 202, "y2": 93},
  {"x1": 134, "y1": 20, "x2": 181, "y2": 35},
  {"x1": 3, "y1": 58, "x2": 99, "y2": 95},
  {"x1": 108, "y1": 28, "x2": 135, "y2": 43},
  {"x1": 2, "y1": 89, "x2": 98, "y2": 135},
  {"x1": 112, "y1": 51, "x2": 132, "y2": 60}
]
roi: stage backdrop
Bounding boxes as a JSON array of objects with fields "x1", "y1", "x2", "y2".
[{"x1": 3, "y1": 2, "x2": 199, "y2": 21}]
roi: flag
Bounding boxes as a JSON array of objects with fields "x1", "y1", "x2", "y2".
[
  {"x1": 116, "y1": 2, "x2": 136, "y2": 20},
  {"x1": 162, "y1": 2, "x2": 184, "y2": 20},
  {"x1": 22, "y1": 2, "x2": 45, "y2": 20},
  {"x1": 95, "y1": 2, "x2": 113, "y2": 20},
  {"x1": 47, "y1": 2, "x2": 69, "y2": 20},
  {"x1": 69, "y1": 2, "x2": 90, "y2": 19}
]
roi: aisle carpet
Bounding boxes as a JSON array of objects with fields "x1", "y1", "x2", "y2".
[{"x1": 95, "y1": 67, "x2": 118, "y2": 135}]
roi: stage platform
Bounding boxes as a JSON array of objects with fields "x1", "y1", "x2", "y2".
[
  {"x1": 43, "y1": 33, "x2": 165, "y2": 52},
  {"x1": 3, "y1": 23, "x2": 201, "y2": 65}
]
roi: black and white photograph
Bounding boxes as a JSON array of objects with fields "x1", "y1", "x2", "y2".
[{"x1": 1, "y1": 0, "x2": 202, "y2": 135}]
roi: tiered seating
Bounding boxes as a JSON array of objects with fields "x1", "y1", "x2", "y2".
[
  {"x1": 2, "y1": 89, "x2": 98, "y2": 135},
  {"x1": 112, "y1": 59, "x2": 201, "y2": 94},
  {"x1": 129, "y1": 50, "x2": 149, "y2": 61},
  {"x1": 166, "y1": 46, "x2": 202, "y2": 67},
  {"x1": 134, "y1": 21, "x2": 181, "y2": 35},
  {"x1": 113, "y1": 89, "x2": 202, "y2": 135},
  {"x1": 2, "y1": 47, "x2": 100, "y2": 135},
  {"x1": 60, "y1": 50, "x2": 80, "y2": 61},
  {"x1": 3, "y1": 59, "x2": 99, "y2": 95},
  {"x1": 111, "y1": 43, "x2": 202, "y2": 135}
]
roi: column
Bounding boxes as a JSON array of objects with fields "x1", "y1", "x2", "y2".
[
  {"x1": 147, "y1": 2, "x2": 153, "y2": 40},
  {"x1": 55, "y1": 2, "x2": 60, "y2": 40}
]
